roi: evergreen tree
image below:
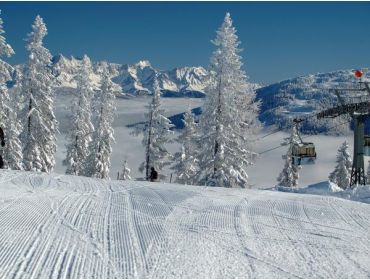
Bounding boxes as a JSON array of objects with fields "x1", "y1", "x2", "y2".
[
  {"x1": 329, "y1": 141, "x2": 352, "y2": 189},
  {"x1": 85, "y1": 61, "x2": 117, "y2": 179},
  {"x1": 0, "y1": 14, "x2": 14, "y2": 127},
  {"x1": 3, "y1": 70, "x2": 23, "y2": 170},
  {"x1": 196, "y1": 13, "x2": 260, "y2": 188},
  {"x1": 277, "y1": 125, "x2": 301, "y2": 188},
  {"x1": 172, "y1": 108, "x2": 198, "y2": 184},
  {"x1": 64, "y1": 55, "x2": 95, "y2": 176},
  {"x1": 138, "y1": 78, "x2": 174, "y2": 180},
  {"x1": 119, "y1": 160, "x2": 132, "y2": 180},
  {"x1": 0, "y1": 14, "x2": 21, "y2": 170},
  {"x1": 0, "y1": 16, "x2": 15, "y2": 59},
  {"x1": 21, "y1": 15, "x2": 57, "y2": 172}
]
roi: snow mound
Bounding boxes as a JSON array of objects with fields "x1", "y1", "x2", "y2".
[
  {"x1": 305, "y1": 181, "x2": 343, "y2": 193},
  {"x1": 276, "y1": 181, "x2": 370, "y2": 204},
  {"x1": 276, "y1": 181, "x2": 342, "y2": 195},
  {"x1": 339, "y1": 185, "x2": 370, "y2": 204}
]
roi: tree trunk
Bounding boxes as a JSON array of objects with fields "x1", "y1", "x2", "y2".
[{"x1": 146, "y1": 109, "x2": 153, "y2": 181}]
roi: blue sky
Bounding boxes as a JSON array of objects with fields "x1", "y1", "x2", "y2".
[{"x1": 1, "y1": 1, "x2": 370, "y2": 84}]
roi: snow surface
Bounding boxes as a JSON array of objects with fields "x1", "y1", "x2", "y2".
[
  {"x1": 1, "y1": 170, "x2": 370, "y2": 278},
  {"x1": 277, "y1": 181, "x2": 343, "y2": 195},
  {"x1": 276, "y1": 181, "x2": 370, "y2": 204}
]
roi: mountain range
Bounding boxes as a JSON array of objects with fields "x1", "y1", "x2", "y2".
[
  {"x1": 51, "y1": 54, "x2": 209, "y2": 97},
  {"x1": 5, "y1": 54, "x2": 370, "y2": 134}
]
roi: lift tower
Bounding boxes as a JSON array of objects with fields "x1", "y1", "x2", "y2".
[{"x1": 316, "y1": 81, "x2": 370, "y2": 187}]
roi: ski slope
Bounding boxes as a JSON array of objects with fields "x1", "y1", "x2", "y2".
[{"x1": 1, "y1": 170, "x2": 370, "y2": 278}]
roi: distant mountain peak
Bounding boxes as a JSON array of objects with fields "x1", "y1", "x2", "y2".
[{"x1": 135, "y1": 60, "x2": 151, "y2": 68}]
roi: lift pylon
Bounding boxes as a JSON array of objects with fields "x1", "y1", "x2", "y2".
[
  {"x1": 351, "y1": 115, "x2": 366, "y2": 185},
  {"x1": 316, "y1": 80, "x2": 370, "y2": 188}
]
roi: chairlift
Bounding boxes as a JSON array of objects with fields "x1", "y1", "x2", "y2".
[
  {"x1": 292, "y1": 142, "x2": 317, "y2": 166},
  {"x1": 291, "y1": 119, "x2": 317, "y2": 166}
]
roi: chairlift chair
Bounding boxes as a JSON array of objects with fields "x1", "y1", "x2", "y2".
[
  {"x1": 291, "y1": 142, "x2": 317, "y2": 166},
  {"x1": 290, "y1": 118, "x2": 317, "y2": 166}
]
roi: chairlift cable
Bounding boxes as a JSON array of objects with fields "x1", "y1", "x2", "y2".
[
  {"x1": 258, "y1": 118, "x2": 352, "y2": 155},
  {"x1": 254, "y1": 83, "x2": 369, "y2": 142}
]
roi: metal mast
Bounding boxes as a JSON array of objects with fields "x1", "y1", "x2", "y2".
[
  {"x1": 351, "y1": 114, "x2": 366, "y2": 185},
  {"x1": 316, "y1": 81, "x2": 370, "y2": 187}
]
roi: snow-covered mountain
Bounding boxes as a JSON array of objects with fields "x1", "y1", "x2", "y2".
[
  {"x1": 52, "y1": 55, "x2": 108, "y2": 89},
  {"x1": 159, "y1": 66, "x2": 208, "y2": 96},
  {"x1": 9, "y1": 54, "x2": 370, "y2": 134},
  {"x1": 256, "y1": 68, "x2": 370, "y2": 134},
  {"x1": 51, "y1": 54, "x2": 208, "y2": 96}
]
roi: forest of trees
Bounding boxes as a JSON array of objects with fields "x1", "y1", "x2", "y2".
[
  {"x1": 0, "y1": 12, "x2": 262, "y2": 188},
  {"x1": 138, "y1": 13, "x2": 260, "y2": 187},
  {"x1": 0, "y1": 15, "x2": 119, "y2": 179},
  {"x1": 0, "y1": 11, "x2": 363, "y2": 191}
]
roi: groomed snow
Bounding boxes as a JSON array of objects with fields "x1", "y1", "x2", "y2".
[
  {"x1": 1, "y1": 170, "x2": 370, "y2": 278},
  {"x1": 276, "y1": 181, "x2": 370, "y2": 204}
]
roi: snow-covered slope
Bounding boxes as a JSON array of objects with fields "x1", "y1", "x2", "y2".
[
  {"x1": 256, "y1": 68, "x2": 370, "y2": 134},
  {"x1": 276, "y1": 180, "x2": 370, "y2": 204},
  {"x1": 51, "y1": 55, "x2": 208, "y2": 96},
  {"x1": 0, "y1": 170, "x2": 370, "y2": 278}
]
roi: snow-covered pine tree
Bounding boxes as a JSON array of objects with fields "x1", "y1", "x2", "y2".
[
  {"x1": 21, "y1": 15, "x2": 57, "y2": 172},
  {"x1": 0, "y1": 13, "x2": 14, "y2": 121},
  {"x1": 172, "y1": 107, "x2": 198, "y2": 184},
  {"x1": 3, "y1": 69, "x2": 23, "y2": 170},
  {"x1": 64, "y1": 55, "x2": 95, "y2": 176},
  {"x1": 329, "y1": 141, "x2": 352, "y2": 189},
  {"x1": 84, "y1": 61, "x2": 117, "y2": 179},
  {"x1": 138, "y1": 77, "x2": 174, "y2": 180},
  {"x1": 196, "y1": 12, "x2": 260, "y2": 188},
  {"x1": 277, "y1": 124, "x2": 301, "y2": 188},
  {"x1": 0, "y1": 15, "x2": 14, "y2": 59},
  {"x1": 119, "y1": 160, "x2": 132, "y2": 180},
  {"x1": 0, "y1": 14, "x2": 22, "y2": 169}
]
